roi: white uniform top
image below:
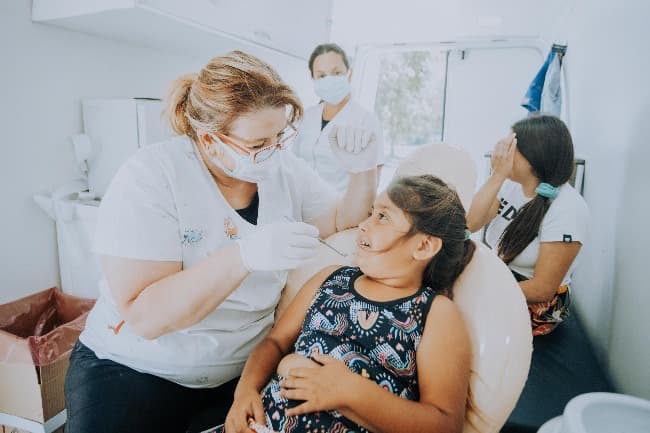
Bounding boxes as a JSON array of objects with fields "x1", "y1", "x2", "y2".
[
  {"x1": 485, "y1": 180, "x2": 589, "y2": 285},
  {"x1": 292, "y1": 100, "x2": 384, "y2": 191},
  {"x1": 80, "y1": 136, "x2": 337, "y2": 388}
]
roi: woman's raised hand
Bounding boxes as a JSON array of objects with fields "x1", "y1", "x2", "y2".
[
  {"x1": 328, "y1": 125, "x2": 380, "y2": 173},
  {"x1": 491, "y1": 132, "x2": 517, "y2": 179}
]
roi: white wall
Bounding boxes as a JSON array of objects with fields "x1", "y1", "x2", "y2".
[
  {"x1": 443, "y1": 46, "x2": 538, "y2": 177},
  {"x1": 0, "y1": 2, "x2": 309, "y2": 303},
  {"x1": 557, "y1": 0, "x2": 650, "y2": 398}
]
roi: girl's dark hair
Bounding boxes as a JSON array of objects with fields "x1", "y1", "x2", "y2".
[
  {"x1": 387, "y1": 175, "x2": 476, "y2": 298},
  {"x1": 497, "y1": 114, "x2": 574, "y2": 263},
  {"x1": 308, "y1": 43, "x2": 350, "y2": 77}
]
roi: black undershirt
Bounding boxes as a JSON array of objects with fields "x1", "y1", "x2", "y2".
[
  {"x1": 321, "y1": 118, "x2": 330, "y2": 130},
  {"x1": 235, "y1": 192, "x2": 259, "y2": 225}
]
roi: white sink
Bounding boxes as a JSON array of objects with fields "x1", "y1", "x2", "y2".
[{"x1": 538, "y1": 392, "x2": 650, "y2": 433}]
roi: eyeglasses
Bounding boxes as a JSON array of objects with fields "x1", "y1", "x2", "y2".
[{"x1": 214, "y1": 127, "x2": 297, "y2": 164}]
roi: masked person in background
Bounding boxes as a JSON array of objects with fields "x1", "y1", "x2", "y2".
[
  {"x1": 63, "y1": 50, "x2": 379, "y2": 433},
  {"x1": 292, "y1": 43, "x2": 385, "y2": 191}
]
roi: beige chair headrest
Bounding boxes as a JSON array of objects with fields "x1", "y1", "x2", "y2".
[
  {"x1": 394, "y1": 142, "x2": 477, "y2": 211},
  {"x1": 453, "y1": 242, "x2": 532, "y2": 432}
]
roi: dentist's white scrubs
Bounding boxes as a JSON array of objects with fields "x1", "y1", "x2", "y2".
[
  {"x1": 80, "y1": 135, "x2": 337, "y2": 388},
  {"x1": 292, "y1": 101, "x2": 384, "y2": 191}
]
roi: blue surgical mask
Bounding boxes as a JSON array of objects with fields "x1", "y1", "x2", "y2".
[{"x1": 313, "y1": 75, "x2": 350, "y2": 105}]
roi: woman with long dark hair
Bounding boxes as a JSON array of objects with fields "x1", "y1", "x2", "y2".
[{"x1": 467, "y1": 114, "x2": 589, "y2": 336}]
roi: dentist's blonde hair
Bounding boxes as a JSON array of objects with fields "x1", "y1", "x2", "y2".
[{"x1": 165, "y1": 50, "x2": 303, "y2": 141}]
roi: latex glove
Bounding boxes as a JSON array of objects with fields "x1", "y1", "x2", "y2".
[
  {"x1": 237, "y1": 221, "x2": 320, "y2": 272},
  {"x1": 328, "y1": 125, "x2": 379, "y2": 173}
]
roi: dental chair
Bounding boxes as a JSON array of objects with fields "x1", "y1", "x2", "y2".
[{"x1": 278, "y1": 143, "x2": 533, "y2": 433}]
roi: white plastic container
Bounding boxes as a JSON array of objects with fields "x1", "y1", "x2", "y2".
[{"x1": 34, "y1": 185, "x2": 102, "y2": 299}]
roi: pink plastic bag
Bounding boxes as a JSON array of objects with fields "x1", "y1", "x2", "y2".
[{"x1": 0, "y1": 288, "x2": 95, "y2": 366}]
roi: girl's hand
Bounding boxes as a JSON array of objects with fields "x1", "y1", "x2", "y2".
[
  {"x1": 277, "y1": 353, "x2": 320, "y2": 377},
  {"x1": 491, "y1": 132, "x2": 517, "y2": 179},
  {"x1": 280, "y1": 354, "x2": 357, "y2": 416},
  {"x1": 224, "y1": 388, "x2": 266, "y2": 433}
]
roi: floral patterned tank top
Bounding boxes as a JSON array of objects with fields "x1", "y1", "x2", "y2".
[{"x1": 261, "y1": 266, "x2": 438, "y2": 433}]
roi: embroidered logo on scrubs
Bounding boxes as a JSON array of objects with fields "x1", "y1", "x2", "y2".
[
  {"x1": 182, "y1": 228, "x2": 204, "y2": 245},
  {"x1": 224, "y1": 217, "x2": 240, "y2": 240}
]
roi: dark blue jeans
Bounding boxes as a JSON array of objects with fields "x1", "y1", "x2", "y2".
[{"x1": 64, "y1": 340, "x2": 238, "y2": 433}]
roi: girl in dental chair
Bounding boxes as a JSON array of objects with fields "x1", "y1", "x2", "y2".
[{"x1": 222, "y1": 175, "x2": 475, "y2": 433}]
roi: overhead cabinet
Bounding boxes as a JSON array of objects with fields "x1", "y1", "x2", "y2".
[{"x1": 32, "y1": 0, "x2": 333, "y2": 60}]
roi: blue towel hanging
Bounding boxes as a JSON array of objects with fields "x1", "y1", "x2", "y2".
[
  {"x1": 521, "y1": 50, "x2": 555, "y2": 112},
  {"x1": 522, "y1": 44, "x2": 567, "y2": 114}
]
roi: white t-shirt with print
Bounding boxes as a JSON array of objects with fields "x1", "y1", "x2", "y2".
[
  {"x1": 80, "y1": 135, "x2": 338, "y2": 388},
  {"x1": 292, "y1": 100, "x2": 385, "y2": 192},
  {"x1": 484, "y1": 179, "x2": 589, "y2": 285}
]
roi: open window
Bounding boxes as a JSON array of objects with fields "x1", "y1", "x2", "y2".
[
  {"x1": 352, "y1": 46, "x2": 448, "y2": 191},
  {"x1": 351, "y1": 39, "x2": 544, "y2": 191}
]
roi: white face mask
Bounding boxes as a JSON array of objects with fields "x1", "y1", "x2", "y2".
[
  {"x1": 313, "y1": 75, "x2": 350, "y2": 105},
  {"x1": 205, "y1": 134, "x2": 280, "y2": 183}
]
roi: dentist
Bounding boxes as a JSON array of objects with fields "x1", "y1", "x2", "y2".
[
  {"x1": 292, "y1": 43, "x2": 385, "y2": 191},
  {"x1": 64, "y1": 51, "x2": 378, "y2": 433}
]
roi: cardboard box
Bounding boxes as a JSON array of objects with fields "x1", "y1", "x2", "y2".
[
  {"x1": 0, "y1": 288, "x2": 94, "y2": 424},
  {"x1": 0, "y1": 354, "x2": 69, "y2": 422}
]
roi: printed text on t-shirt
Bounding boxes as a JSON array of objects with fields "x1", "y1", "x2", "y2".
[{"x1": 498, "y1": 197, "x2": 518, "y2": 222}]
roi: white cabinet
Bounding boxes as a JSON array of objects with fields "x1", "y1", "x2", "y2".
[{"x1": 32, "y1": 0, "x2": 333, "y2": 60}]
